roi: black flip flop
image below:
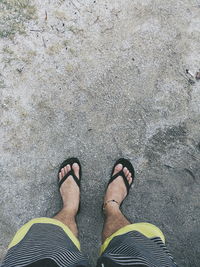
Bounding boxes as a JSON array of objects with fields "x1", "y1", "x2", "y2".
[
  {"x1": 58, "y1": 157, "x2": 82, "y2": 213},
  {"x1": 106, "y1": 158, "x2": 135, "y2": 207}
]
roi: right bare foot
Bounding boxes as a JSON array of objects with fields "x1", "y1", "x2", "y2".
[
  {"x1": 58, "y1": 163, "x2": 80, "y2": 216},
  {"x1": 103, "y1": 164, "x2": 133, "y2": 212}
]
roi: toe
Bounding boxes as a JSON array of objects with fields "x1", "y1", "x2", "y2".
[
  {"x1": 113, "y1": 164, "x2": 123, "y2": 175},
  {"x1": 64, "y1": 166, "x2": 67, "y2": 175},
  {"x1": 128, "y1": 173, "x2": 132, "y2": 184},
  {"x1": 61, "y1": 167, "x2": 65, "y2": 178},
  {"x1": 66, "y1": 164, "x2": 71, "y2": 172},
  {"x1": 123, "y1": 167, "x2": 129, "y2": 177},
  {"x1": 72, "y1": 163, "x2": 80, "y2": 179},
  {"x1": 123, "y1": 168, "x2": 133, "y2": 185}
]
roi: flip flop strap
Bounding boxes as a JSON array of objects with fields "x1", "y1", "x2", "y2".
[
  {"x1": 59, "y1": 169, "x2": 80, "y2": 188},
  {"x1": 108, "y1": 170, "x2": 130, "y2": 195}
]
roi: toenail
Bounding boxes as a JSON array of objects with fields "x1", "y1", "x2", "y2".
[{"x1": 73, "y1": 163, "x2": 78, "y2": 167}]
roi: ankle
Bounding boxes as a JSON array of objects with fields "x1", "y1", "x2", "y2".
[
  {"x1": 61, "y1": 206, "x2": 78, "y2": 217},
  {"x1": 103, "y1": 201, "x2": 121, "y2": 215}
]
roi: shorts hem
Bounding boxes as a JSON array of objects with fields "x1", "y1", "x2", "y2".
[
  {"x1": 8, "y1": 217, "x2": 80, "y2": 251},
  {"x1": 100, "y1": 222, "x2": 165, "y2": 255}
]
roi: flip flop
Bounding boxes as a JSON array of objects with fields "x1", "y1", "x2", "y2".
[
  {"x1": 104, "y1": 158, "x2": 135, "y2": 209},
  {"x1": 58, "y1": 157, "x2": 82, "y2": 213}
]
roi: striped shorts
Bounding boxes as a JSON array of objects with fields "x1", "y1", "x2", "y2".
[{"x1": 1, "y1": 218, "x2": 177, "y2": 267}]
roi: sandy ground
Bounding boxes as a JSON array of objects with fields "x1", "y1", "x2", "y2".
[{"x1": 0, "y1": 0, "x2": 200, "y2": 266}]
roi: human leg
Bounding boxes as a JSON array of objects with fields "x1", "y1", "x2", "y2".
[
  {"x1": 53, "y1": 162, "x2": 81, "y2": 237},
  {"x1": 97, "y1": 159, "x2": 177, "y2": 267},
  {"x1": 102, "y1": 163, "x2": 133, "y2": 242},
  {"x1": 2, "y1": 158, "x2": 88, "y2": 267}
]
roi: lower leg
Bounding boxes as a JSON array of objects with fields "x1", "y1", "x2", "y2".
[
  {"x1": 53, "y1": 162, "x2": 81, "y2": 238},
  {"x1": 102, "y1": 202, "x2": 131, "y2": 243},
  {"x1": 53, "y1": 209, "x2": 78, "y2": 238},
  {"x1": 102, "y1": 163, "x2": 134, "y2": 243}
]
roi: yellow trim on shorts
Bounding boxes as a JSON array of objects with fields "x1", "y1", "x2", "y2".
[
  {"x1": 100, "y1": 222, "x2": 165, "y2": 255},
  {"x1": 8, "y1": 217, "x2": 80, "y2": 251}
]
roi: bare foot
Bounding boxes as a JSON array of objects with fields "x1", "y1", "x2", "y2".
[
  {"x1": 103, "y1": 164, "x2": 133, "y2": 212},
  {"x1": 58, "y1": 163, "x2": 80, "y2": 216}
]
